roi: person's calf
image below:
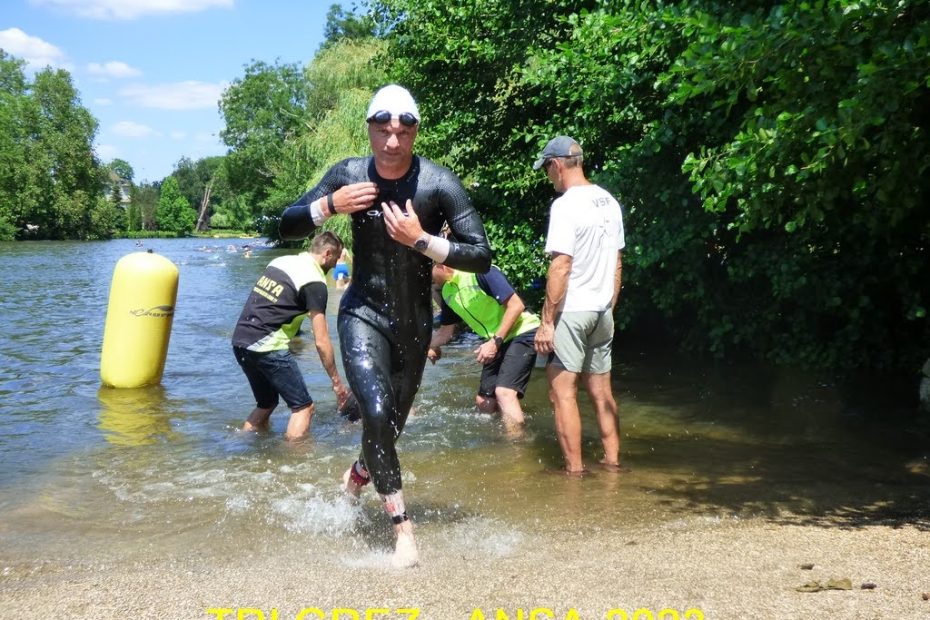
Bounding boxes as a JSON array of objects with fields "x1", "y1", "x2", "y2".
[
  {"x1": 495, "y1": 387, "x2": 525, "y2": 427},
  {"x1": 284, "y1": 403, "x2": 315, "y2": 440},
  {"x1": 242, "y1": 406, "x2": 274, "y2": 432}
]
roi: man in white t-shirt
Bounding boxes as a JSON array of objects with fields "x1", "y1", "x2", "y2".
[{"x1": 533, "y1": 136, "x2": 625, "y2": 476}]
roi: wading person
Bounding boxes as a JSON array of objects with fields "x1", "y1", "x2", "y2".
[
  {"x1": 532, "y1": 136, "x2": 625, "y2": 476},
  {"x1": 232, "y1": 231, "x2": 350, "y2": 440},
  {"x1": 278, "y1": 84, "x2": 491, "y2": 567},
  {"x1": 428, "y1": 263, "x2": 539, "y2": 434}
]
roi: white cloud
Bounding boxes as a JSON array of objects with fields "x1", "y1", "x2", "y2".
[
  {"x1": 0, "y1": 28, "x2": 70, "y2": 71},
  {"x1": 29, "y1": 0, "x2": 233, "y2": 21},
  {"x1": 95, "y1": 143, "x2": 120, "y2": 160},
  {"x1": 169, "y1": 131, "x2": 187, "y2": 140},
  {"x1": 94, "y1": 97, "x2": 113, "y2": 106},
  {"x1": 87, "y1": 61, "x2": 142, "y2": 79},
  {"x1": 119, "y1": 81, "x2": 226, "y2": 110},
  {"x1": 112, "y1": 121, "x2": 158, "y2": 138}
]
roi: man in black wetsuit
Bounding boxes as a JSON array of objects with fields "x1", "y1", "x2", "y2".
[{"x1": 278, "y1": 84, "x2": 491, "y2": 567}]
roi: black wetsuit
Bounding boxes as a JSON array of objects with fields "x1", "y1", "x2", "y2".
[{"x1": 279, "y1": 155, "x2": 491, "y2": 494}]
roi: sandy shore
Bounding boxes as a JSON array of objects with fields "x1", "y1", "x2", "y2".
[{"x1": 3, "y1": 514, "x2": 929, "y2": 620}]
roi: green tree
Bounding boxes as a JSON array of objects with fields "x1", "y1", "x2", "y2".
[
  {"x1": 0, "y1": 51, "x2": 102, "y2": 239},
  {"x1": 219, "y1": 59, "x2": 310, "y2": 222},
  {"x1": 667, "y1": 1, "x2": 930, "y2": 367},
  {"x1": 211, "y1": 192, "x2": 254, "y2": 231},
  {"x1": 130, "y1": 182, "x2": 160, "y2": 231},
  {"x1": 108, "y1": 181, "x2": 122, "y2": 207},
  {"x1": 108, "y1": 158, "x2": 134, "y2": 182},
  {"x1": 171, "y1": 155, "x2": 229, "y2": 231},
  {"x1": 28, "y1": 67, "x2": 101, "y2": 238},
  {"x1": 322, "y1": 3, "x2": 378, "y2": 48},
  {"x1": 0, "y1": 51, "x2": 28, "y2": 240},
  {"x1": 156, "y1": 176, "x2": 196, "y2": 236},
  {"x1": 91, "y1": 194, "x2": 124, "y2": 238}
]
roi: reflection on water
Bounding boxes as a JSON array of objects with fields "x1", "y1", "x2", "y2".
[
  {"x1": 0, "y1": 238, "x2": 927, "y2": 570},
  {"x1": 97, "y1": 386, "x2": 176, "y2": 446}
]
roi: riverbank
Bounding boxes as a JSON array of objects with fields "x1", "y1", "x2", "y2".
[{"x1": 3, "y1": 513, "x2": 928, "y2": 620}]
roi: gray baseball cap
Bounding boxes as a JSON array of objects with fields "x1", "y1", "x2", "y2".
[{"x1": 533, "y1": 135, "x2": 582, "y2": 169}]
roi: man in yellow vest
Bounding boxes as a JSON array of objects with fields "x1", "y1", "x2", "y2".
[
  {"x1": 428, "y1": 263, "x2": 541, "y2": 433},
  {"x1": 232, "y1": 231, "x2": 350, "y2": 440}
]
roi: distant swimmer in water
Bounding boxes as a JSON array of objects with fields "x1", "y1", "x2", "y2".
[{"x1": 278, "y1": 84, "x2": 491, "y2": 567}]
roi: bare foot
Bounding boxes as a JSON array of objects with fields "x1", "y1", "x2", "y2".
[
  {"x1": 545, "y1": 466, "x2": 591, "y2": 478},
  {"x1": 240, "y1": 420, "x2": 269, "y2": 433},
  {"x1": 596, "y1": 460, "x2": 628, "y2": 473},
  {"x1": 391, "y1": 528, "x2": 419, "y2": 568},
  {"x1": 502, "y1": 418, "x2": 525, "y2": 440}
]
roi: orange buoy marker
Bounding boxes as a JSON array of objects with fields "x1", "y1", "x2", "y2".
[{"x1": 100, "y1": 251, "x2": 179, "y2": 388}]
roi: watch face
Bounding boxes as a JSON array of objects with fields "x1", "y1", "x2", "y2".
[{"x1": 415, "y1": 238, "x2": 428, "y2": 251}]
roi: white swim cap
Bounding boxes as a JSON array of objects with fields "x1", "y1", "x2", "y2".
[{"x1": 366, "y1": 84, "x2": 420, "y2": 123}]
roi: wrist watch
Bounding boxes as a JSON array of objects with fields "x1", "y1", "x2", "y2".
[
  {"x1": 414, "y1": 233, "x2": 430, "y2": 252},
  {"x1": 492, "y1": 335, "x2": 503, "y2": 348}
]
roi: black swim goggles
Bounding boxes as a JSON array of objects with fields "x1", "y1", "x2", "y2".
[{"x1": 366, "y1": 110, "x2": 419, "y2": 127}]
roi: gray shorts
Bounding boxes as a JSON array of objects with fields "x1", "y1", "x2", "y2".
[{"x1": 551, "y1": 310, "x2": 614, "y2": 374}]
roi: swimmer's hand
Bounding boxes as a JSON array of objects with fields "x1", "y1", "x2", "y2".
[
  {"x1": 383, "y1": 199, "x2": 424, "y2": 247},
  {"x1": 332, "y1": 182, "x2": 378, "y2": 215},
  {"x1": 427, "y1": 347, "x2": 441, "y2": 364}
]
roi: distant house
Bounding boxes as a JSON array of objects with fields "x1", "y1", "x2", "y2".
[{"x1": 104, "y1": 170, "x2": 132, "y2": 207}]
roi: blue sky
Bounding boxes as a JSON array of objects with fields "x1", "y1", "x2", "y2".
[{"x1": 1, "y1": 0, "x2": 336, "y2": 183}]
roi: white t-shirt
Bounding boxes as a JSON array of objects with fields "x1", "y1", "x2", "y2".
[{"x1": 544, "y1": 184, "x2": 625, "y2": 312}]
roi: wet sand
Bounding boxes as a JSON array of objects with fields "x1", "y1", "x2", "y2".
[{"x1": 3, "y1": 513, "x2": 928, "y2": 620}]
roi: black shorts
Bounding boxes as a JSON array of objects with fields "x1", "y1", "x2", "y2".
[
  {"x1": 478, "y1": 329, "x2": 537, "y2": 399},
  {"x1": 233, "y1": 346, "x2": 313, "y2": 411}
]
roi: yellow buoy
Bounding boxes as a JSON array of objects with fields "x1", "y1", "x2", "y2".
[{"x1": 100, "y1": 251, "x2": 179, "y2": 388}]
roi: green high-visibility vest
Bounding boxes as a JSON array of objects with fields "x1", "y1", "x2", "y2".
[{"x1": 441, "y1": 270, "x2": 540, "y2": 342}]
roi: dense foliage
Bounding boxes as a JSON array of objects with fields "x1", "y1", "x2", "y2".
[
  {"x1": 0, "y1": 51, "x2": 108, "y2": 240},
  {"x1": 367, "y1": 0, "x2": 930, "y2": 371},
  {"x1": 155, "y1": 176, "x2": 197, "y2": 236}
]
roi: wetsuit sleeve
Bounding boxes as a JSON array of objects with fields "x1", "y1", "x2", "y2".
[
  {"x1": 279, "y1": 161, "x2": 351, "y2": 241},
  {"x1": 299, "y1": 281, "x2": 328, "y2": 315},
  {"x1": 476, "y1": 267, "x2": 515, "y2": 305},
  {"x1": 437, "y1": 170, "x2": 492, "y2": 274}
]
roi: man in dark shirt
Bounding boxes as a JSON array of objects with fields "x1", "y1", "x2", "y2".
[
  {"x1": 278, "y1": 84, "x2": 491, "y2": 567},
  {"x1": 428, "y1": 264, "x2": 540, "y2": 434},
  {"x1": 232, "y1": 232, "x2": 349, "y2": 440}
]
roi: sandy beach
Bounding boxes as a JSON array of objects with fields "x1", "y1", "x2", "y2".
[{"x1": 3, "y1": 512, "x2": 929, "y2": 620}]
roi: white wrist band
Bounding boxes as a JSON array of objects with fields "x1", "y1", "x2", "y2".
[
  {"x1": 309, "y1": 199, "x2": 328, "y2": 226},
  {"x1": 422, "y1": 235, "x2": 450, "y2": 262}
]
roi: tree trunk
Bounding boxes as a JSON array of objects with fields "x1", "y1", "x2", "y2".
[{"x1": 196, "y1": 179, "x2": 214, "y2": 232}]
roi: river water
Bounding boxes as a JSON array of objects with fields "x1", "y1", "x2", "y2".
[{"x1": 0, "y1": 238, "x2": 927, "y2": 572}]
